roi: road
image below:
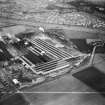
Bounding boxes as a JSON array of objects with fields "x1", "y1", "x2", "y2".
[
  {"x1": 0, "y1": 18, "x2": 105, "y2": 39},
  {"x1": 23, "y1": 92, "x2": 105, "y2": 105}
]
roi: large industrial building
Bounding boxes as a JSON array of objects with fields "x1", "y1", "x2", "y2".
[{"x1": 0, "y1": 0, "x2": 105, "y2": 105}]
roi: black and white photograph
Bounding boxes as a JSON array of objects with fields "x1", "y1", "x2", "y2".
[{"x1": 0, "y1": 0, "x2": 105, "y2": 105}]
